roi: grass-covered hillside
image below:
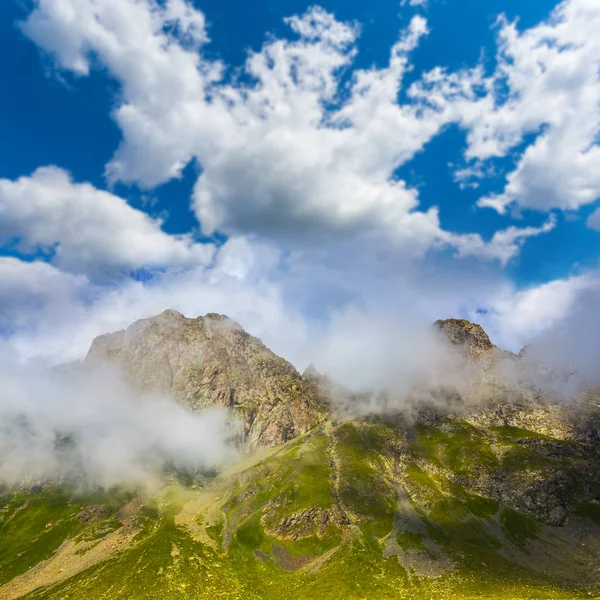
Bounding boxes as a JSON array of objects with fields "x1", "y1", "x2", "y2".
[{"x1": 2, "y1": 416, "x2": 600, "y2": 600}]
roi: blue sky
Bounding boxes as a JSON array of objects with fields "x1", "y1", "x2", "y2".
[{"x1": 1, "y1": 0, "x2": 600, "y2": 366}]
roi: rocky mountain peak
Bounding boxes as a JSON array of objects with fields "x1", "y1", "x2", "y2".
[
  {"x1": 158, "y1": 308, "x2": 185, "y2": 319},
  {"x1": 434, "y1": 318, "x2": 496, "y2": 363},
  {"x1": 84, "y1": 310, "x2": 329, "y2": 449}
]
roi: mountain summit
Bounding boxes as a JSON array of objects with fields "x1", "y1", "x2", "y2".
[
  {"x1": 434, "y1": 318, "x2": 494, "y2": 356},
  {"x1": 84, "y1": 309, "x2": 328, "y2": 449}
]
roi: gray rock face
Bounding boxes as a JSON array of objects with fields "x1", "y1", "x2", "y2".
[
  {"x1": 434, "y1": 318, "x2": 519, "y2": 375},
  {"x1": 435, "y1": 318, "x2": 494, "y2": 357},
  {"x1": 85, "y1": 310, "x2": 329, "y2": 449}
]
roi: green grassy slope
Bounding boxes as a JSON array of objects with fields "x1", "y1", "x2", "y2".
[{"x1": 2, "y1": 417, "x2": 600, "y2": 600}]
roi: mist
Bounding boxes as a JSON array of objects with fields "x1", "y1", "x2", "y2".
[
  {"x1": 299, "y1": 298, "x2": 600, "y2": 420},
  {"x1": 523, "y1": 286, "x2": 600, "y2": 387},
  {"x1": 1, "y1": 270, "x2": 598, "y2": 490},
  {"x1": 298, "y1": 310, "x2": 484, "y2": 418},
  {"x1": 307, "y1": 312, "x2": 454, "y2": 383},
  {"x1": 0, "y1": 361, "x2": 237, "y2": 489}
]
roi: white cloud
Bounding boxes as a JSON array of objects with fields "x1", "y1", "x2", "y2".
[
  {"x1": 450, "y1": 215, "x2": 556, "y2": 266},
  {"x1": 424, "y1": 0, "x2": 600, "y2": 214},
  {"x1": 8, "y1": 0, "x2": 597, "y2": 376},
  {"x1": 0, "y1": 257, "x2": 84, "y2": 299},
  {"x1": 472, "y1": 273, "x2": 599, "y2": 351},
  {"x1": 20, "y1": 1, "x2": 551, "y2": 263},
  {"x1": 0, "y1": 257, "x2": 87, "y2": 329},
  {"x1": 452, "y1": 161, "x2": 496, "y2": 190},
  {"x1": 0, "y1": 362, "x2": 233, "y2": 486},
  {"x1": 470, "y1": 271, "x2": 600, "y2": 384},
  {"x1": 0, "y1": 241, "x2": 308, "y2": 366},
  {"x1": 0, "y1": 231, "x2": 487, "y2": 366},
  {"x1": 4, "y1": 238, "x2": 598, "y2": 394},
  {"x1": 0, "y1": 166, "x2": 215, "y2": 277},
  {"x1": 586, "y1": 206, "x2": 600, "y2": 231},
  {"x1": 0, "y1": 234, "x2": 521, "y2": 372},
  {"x1": 401, "y1": 0, "x2": 428, "y2": 8}
]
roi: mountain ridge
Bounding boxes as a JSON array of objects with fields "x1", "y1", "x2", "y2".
[
  {"x1": 2, "y1": 310, "x2": 600, "y2": 599},
  {"x1": 84, "y1": 309, "x2": 329, "y2": 450}
]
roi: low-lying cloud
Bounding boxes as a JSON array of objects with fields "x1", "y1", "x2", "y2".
[
  {"x1": 302, "y1": 310, "x2": 462, "y2": 391},
  {"x1": 1, "y1": 289, "x2": 598, "y2": 491},
  {"x1": 522, "y1": 284, "x2": 600, "y2": 388},
  {"x1": 0, "y1": 362, "x2": 236, "y2": 488}
]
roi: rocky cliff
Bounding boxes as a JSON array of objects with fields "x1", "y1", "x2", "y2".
[{"x1": 84, "y1": 309, "x2": 328, "y2": 449}]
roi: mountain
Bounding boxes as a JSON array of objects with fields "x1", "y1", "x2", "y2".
[
  {"x1": 1, "y1": 314, "x2": 600, "y2": 599},
  {"x1": 84, "y1": 309, "x2": 328, "y2": 449}
]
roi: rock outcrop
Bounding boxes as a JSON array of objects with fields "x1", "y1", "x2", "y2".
[
  {"x1": 84, "y1": 309, "x2": 328, "y2": 449},
  {"x1": 434, "y1": 318, "x2": 519, "y2": 374},
  {"x1": 435, "y1": 318, "x2": 494, "y2": 358}
]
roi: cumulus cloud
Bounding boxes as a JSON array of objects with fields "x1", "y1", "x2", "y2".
[
  {"x1": 0, "y1": 167, "x2": 215, "y2": 277},
  {"x1": 524, "y1": 283, "x2": 600, "y2": 383},
  {"x1": 0, "y1": 258, "x2": 86, "y2": 327},
  {"x1": 20, "y1": 0, "x2": 552, "y2": 263},
  {"x1": 299, "y1": 308, "x2": 462, "y2": 395},
  {"x1": 424, "y1": 0, "x2": 600, "y2": 215},
  {"x1": 465, "y1": 269, "x2": 600, "y2": 391},
  {"x1": 4, "y1": 0, "x2": 598, "y2": 405},
  {"x1": 1, "y1": 245, "x2": 597, "y2": 424},
  {"x1": 451, "y1": 215, "x2": 557, "y2": 266},
  {"x1": 0, "y1": 237, "x2": 526, "y2": 370}
]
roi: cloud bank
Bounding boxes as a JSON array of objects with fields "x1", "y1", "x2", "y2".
[
  {"x1": 19, "y1": 0, "x2": 559, "y2": 261},
  {"x1": 0, "y1": 167, "x2": 214, "y2": 277},
  {"x1": 0, "y1": 0, "x2": 598, "y2": 423},
  {"x1": 0, "y1": 362, "x2": 235, "y2": 488}
]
